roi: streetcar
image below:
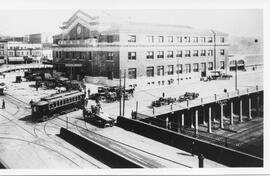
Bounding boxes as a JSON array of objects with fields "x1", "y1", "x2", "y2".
[{"x1": 31, "y1": 90, "x2": 85, "y2": 121}]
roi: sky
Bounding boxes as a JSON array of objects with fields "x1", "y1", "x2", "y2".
[{"x1": 0, "y1": 9, "x2": 263, "y2": 38}]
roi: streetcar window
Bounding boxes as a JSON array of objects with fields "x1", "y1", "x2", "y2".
[
  {"x1": 49, "y1": 104, "x2": 53, "y2": 109},
  {"x1": 53, "y1": 102, "x2": 56, "y2": 107},
  {"x1": 70, "y1": 97, "x2": 72, "y2": 103},
  {"x1": 63, "y1": 99, "x2": 66, "y2": 104},
  {"x1": 60, "y1": 100, "x2": 62, "y2": 106}
]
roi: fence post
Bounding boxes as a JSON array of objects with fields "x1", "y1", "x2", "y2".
[{"x1": 214, "y1": 94, "x2": 217, "y2": 101}]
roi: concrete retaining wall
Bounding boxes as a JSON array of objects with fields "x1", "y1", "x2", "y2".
[
  {"x1": 116, "y1": 116, "x2": 263, "y2": 167},
  {"x1": 59, "y1": 128, "x2": 143, "y2": 168}
]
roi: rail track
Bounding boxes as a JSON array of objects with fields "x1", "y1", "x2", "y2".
[{"x1": 1, "y1": 94, "x2": 104, "y2": 168}]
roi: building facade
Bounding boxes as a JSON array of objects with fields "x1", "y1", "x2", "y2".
[
  {"x1": 0, "y1": 40, "x2": 8, "y2": 65},
  {"x1": 7, "y1": 42, "x2": 42, "y2": 64},
  {"x1": 53, "y1": 10, "x2": 229, "y2": 87}
]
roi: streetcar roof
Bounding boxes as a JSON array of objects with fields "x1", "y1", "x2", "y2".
[
  {"x1": 41, "y1": 91, "x2": 84, "y2": 101},
  {"x1": 34, "y1": 101, "x2": 48, "y2": 106}
]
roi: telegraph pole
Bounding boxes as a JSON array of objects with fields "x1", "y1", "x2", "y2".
[
  {"x1": 235, "y1": 60, "x2": 238, "y2": 91},
  {"x1": 119, "y1": 69, "x2": 122, "y2": 116},
  {"x1": 123, "y1": 69, "x2": 126, "y2": 116}
]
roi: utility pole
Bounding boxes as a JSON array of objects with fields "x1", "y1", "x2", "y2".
[
  {"x1": 119, "y1": 69, "x2": 122, "y2": 116},
  {"x1": 235, "y1": 60, "x2": 238, "y2": 91},
  {"x1": 211, "y1": 30, "x2": 217, "y2": 73},
  {"x1": 123, "y1": 69, "x2": 126, "y2": 116},
  {"x1": 177, "y1": 58, "x2": 180, "y2": 85}
]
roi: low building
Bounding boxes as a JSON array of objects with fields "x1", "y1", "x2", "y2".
[
  {"x1": 7, "y1": 42, "x2": 42, "y2": 64},
  {"x1": 0, "y1": 40, "x2": 8, "y2": 65},
  {"x1": 53, "y1": 10, "x2": 229, "y2": 87}
]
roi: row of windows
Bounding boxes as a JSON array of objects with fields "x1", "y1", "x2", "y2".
[
  {"x1": 48, "y1": 95, "x2": 83, "y2": 110},
  {"x1": 128, "y1": 35, "x2": 225, "y2": 43},
  {"x1": 128, "y1": 61, "x2": 225, "y2": 79},
  {"x1": 128, "y1": 49, "x2": 225, "y2": 60}
]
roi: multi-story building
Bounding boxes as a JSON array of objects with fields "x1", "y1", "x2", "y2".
[
  {"x1": 53, "y1": 10, "x2": 229, "y2": 87},
  {"x1": 28, "y1": 33, "x2": 53, "y2": 44},
  {"x1": 7, "y1": 42, "x2": 42, "y2": 64},
  {"x1": 0, "y1": 40, "x2": 8, "y2": 65}
]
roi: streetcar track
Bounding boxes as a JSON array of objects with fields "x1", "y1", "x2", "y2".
[
  {"x1": 56, "y1": 116, "x2": 192, "y2": 168},
  {"x1": 2, "y1": 94, "x2": 102, "y2": 168},
  {"x1": 0, "y1": 136, "x2": 82, "y2": 168},
  {"x1": 6, "y1": 93, "x2": 191, "y2": 168}
]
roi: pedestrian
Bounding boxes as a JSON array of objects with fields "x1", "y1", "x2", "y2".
[
  {"x1": 2, "y1": 99, "x2": 5, "y2": 109},
  {"x1": 85, "y1": 97, "x2": 88, "y2": 107},
  {"x1": 29, "y1": 99, "x2": 34, "y2": 107},
  {"x1": 88, "y1": 88, "x2": 91, "y2": 96},
  {"x1": 224, "y1": 89, "x2": 227, "y2": 93},
  {"x1": 191, "y1": 141, "x2": 195, "y2": 156},
  {"x1": 3, "y1": 74, "x2": 5, "y2": 79},
  {"x1": 162, "y1": 92, "x2": 165, "y2": 98}
]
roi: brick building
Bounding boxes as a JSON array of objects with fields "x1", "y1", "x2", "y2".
[{"x1": 53, "y1": 10, "x2": 229, "y2": 87}]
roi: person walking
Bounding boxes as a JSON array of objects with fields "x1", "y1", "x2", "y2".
[
  {"x1": 162, "y1": 92, "x2": 165, "y2": 98},
  {"x1": 2, "y1": 99, "x2": 5, "y2": 109}
]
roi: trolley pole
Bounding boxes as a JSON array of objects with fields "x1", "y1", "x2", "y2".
[
  {"x1": 119, "y1": 69, "x2": 122, "y2": 116},
  {"x1": 123, "y1": 69, "x2": 126, "y2": 116}
]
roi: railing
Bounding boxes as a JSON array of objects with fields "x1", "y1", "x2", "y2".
[
  {"x1": 140, "y1": 117, "x2": 262, "y2": 157},
  {"x1": 153, "y1": 85, "x2": 262, "y2": 116}
]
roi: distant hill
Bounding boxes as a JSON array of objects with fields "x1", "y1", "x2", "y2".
[{"x1": 228, "y1": 36, "x2": 263, "y2": 55}]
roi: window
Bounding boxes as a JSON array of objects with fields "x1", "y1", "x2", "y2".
[
  {"x1": 201, "y1": 50, "x2": 206, "y2": 56},
  {"x1": 208, "y1": 62, "x2": 213, "y2": 70},
  {"x1": 128, "y1": 68, "x2": 137, "y2": 79},
  {"x1": 157, "y1": 51, "x2": 164, "y2": 58},
  {"x1": 167, "y1": 65, "x2": 174, "y2": 75},
  {"x1": 200, "y1": 37, "x2": 206, "y2": 43},
  {"x1": 55, "y1": 51, "x2": 58, "y2": 58},
  {"x1": 107, "y1": 35, "x2": 114, "y2": 43},
  {"x1": 220, "y1": 61, "x2": 225, "y2": 69},
  {"x1": 185, "y1": 50, "x2": 191, "y2": 57},
  {"x1": 177, "y1": 36, "x2": 182, "y2": 43},
  {"x1": 185, "y1": 64, "x2": 191, "y2": 73},
  {"x1": 128, "y1": 35, "x2": 136, "y2": 42},
  {"x1": 208, "y1": 50, "x2": 213, "y2": 56},
  {"x1": 157, "y1": 66, "x2": 164, "y2": 76},
  {"x1": 147, "y1": 36, "x2": 154, "y2": 43},
  {"x1": 184, "y1": 36, "x2": 190, "y2": 43},
  {"x1": 167, "y1": 51, "x2": 173, "y2": 58},
  {"x1": 128, "y1": 52, "x2": 136, "y2": 60},
  {"x1": 208, "y1": 37, "x2": 213, "y2": 43},
  {"x1": 146, "y1": 51, "x2": 154, "y2": 59},
  {"x1": 220, "y1": 49, "x2": 225, "y2": 56},
  {"x1": 220, "y1": 37, "x2": 225, "y2": 43},
  {"x1": 193, "y1": 50, "x2": 199, "y2": 57},
  {"x1": 193, "y1": 63, "x2": 199, "y2": 72},
  {"x1": 176, "y1": 51, "x2": 182, "y2": 57},
  {"x1": 107, "y1": 52, "x2": 113, "y2": 60},
  {"x1": 146, "y1": 67, "x2": 154, "y2": 77},
  {"x1": 59, "y1": 51, "x2": 62, "y2": 58},
  {"x1": 167, "y1": 36, "x2": 173, "y2": 43},
  {"x1": 158, "y1": 36, "x2": 164, "y2": 43},
  {"x1": 177, "y1": 64, "x2": 183, "y2": 74},
  {"x1": 193, "y1": 37, "x2": 198, "y2": 43}
]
